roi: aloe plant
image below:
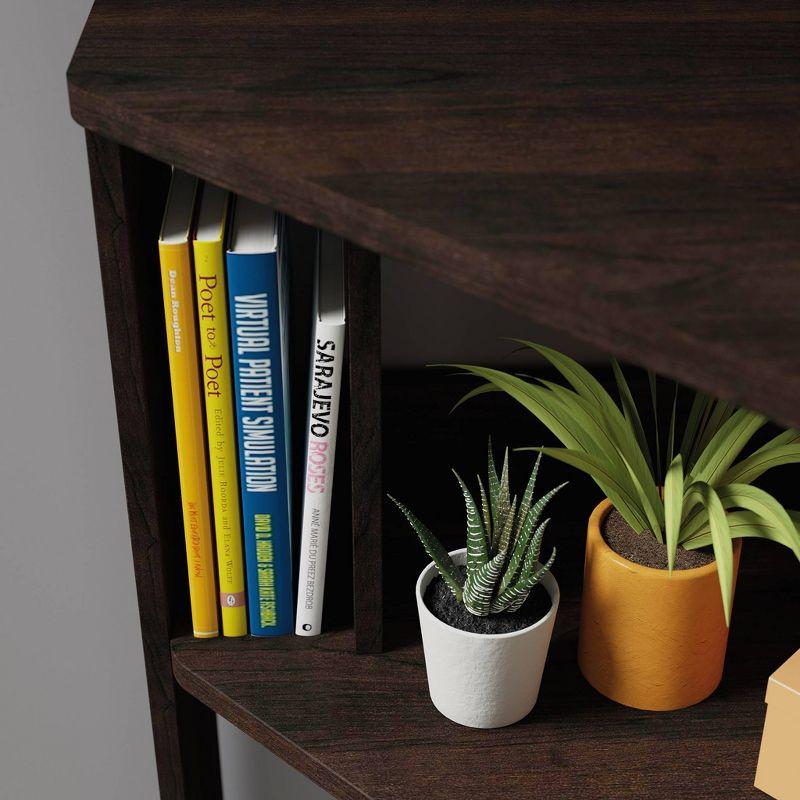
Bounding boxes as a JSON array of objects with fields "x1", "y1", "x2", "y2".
[
  {"x1": 388, "y1": 443, "x2": 565, "y2": 616},
  {"x1": 452, "y1": 342, "x2": 800, "y2": 624}
]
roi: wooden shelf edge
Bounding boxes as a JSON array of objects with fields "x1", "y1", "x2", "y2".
[
  {"x1": 171, "y1": 639, "x2": 371, "y2": 800},
  {"x1": 67, "y1": 78, "x2": 800, "y2": 432}
]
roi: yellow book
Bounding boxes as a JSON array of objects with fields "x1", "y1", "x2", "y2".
[
  {"x1": 158, "y1": 170, "x2": 219, "y2": 638},
  {"x1": 193, "y1": 183, "x2": 247, "y2": 636}
]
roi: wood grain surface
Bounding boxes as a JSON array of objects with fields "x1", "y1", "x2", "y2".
[
  {"x1": 345, "y1": 243, "x2": 383, "y2": 653},
  {"x1": 85, "y1": 133, "x2": 222, "y2": 799},
  {"x1": 69, "y1": 1, "x2": 800, "y2": 427},
  {"x1": 172, "y1": 543, "x2": 797, "y2": 800},
  {"x1": 171, "y1": 371, "x2": 800, "y2": 800}
]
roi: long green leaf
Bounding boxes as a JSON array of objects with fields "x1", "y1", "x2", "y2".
[
  {"x1": 508, "y1": 340, "x2": 610, "y2": 407},
  {"x1": 664, "y1": 455, "x2": 684, "y2": 574},
  {"x1": 705, "y1": 487, "x2": 734, "y2": 626},
  {"x1": 535, "y1": 381, "x2": 640, "y2": 479},
  {"x1": 688, "y1": 396, "x2": 715, "y2": 467},
  {"x1": 695, "y1": 399, "x2": 735, "y2": 458},
  {"x1": 680, "y1": 391, "x2": 711, "y2": 466},
  {"x1": 684, "y1": 483, "x2": 734, "y2": 625},
  {"x1": 532, "y1": 447, "x2": 650, "y2": 532},
  {"x1": 712, "y1": 484, "x2": 800, "y2": 559},
  {"x1": 684, "y1": 510, "x2": 800, "y2": 560},
  {"x1": 450, "y1": 381, "x2": 499, "y2": 414},
  {"x1": 452, "y1": 365, "x2": 581, "y2": 449},
  {"x1": 611, "y1": 358, "x2": 654, "y2": 475},
  {"x1": 515, "y1": 348, "x2": 663, "y2": 517},
  {"x1": 618, "y1": 450, "x2": 664, "y2": 542},
  {"x1": 452, "y1": 471, "x2": 488, "y2": 578},
  {"x1": 536, "y1": 378, "x2": 663, "y2": 531},
  {"x1": 482, "y1": 368, "x2": 657, "y2": 525},
  {"x1": 721, "y1": 444, "x2": 800, "y2": 486},
  {"x1": 647, "y1": 370, "x2": 661, "y2": 482},
  {"x1": 753, "y1": 428, "x2": 800, "y2": 455},
  {"x1": 517, "y1": 349, "x2": 652, "y2": 483},
  {"x1": 678, "y1": 505, "x2": 708, "y2": 542},
  {"x1": 387, "y1": 495, "x2": 463, "y2": 600},
  {"x1": 666, "y1": 383, "x2": 678, "y2": 469},
  {"x1": 689, "y1": 408, "x2": 766, "y2": 486},
  {"x1": 457, "y1": 365, "x2": 655, "y2": 530}
]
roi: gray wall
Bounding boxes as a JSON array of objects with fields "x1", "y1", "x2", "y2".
[
  {"x1": 0, "y1": 3, "x2": 598, "y2": 799},
  {"x1": 0, "y1": 2, "x2": 160, "y2": 798},
  {"x1": 381, "y1": 258, "x2": 598, "y2": 367}
]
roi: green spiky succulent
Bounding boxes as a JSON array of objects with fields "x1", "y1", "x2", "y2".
[{"x1": 388, "y1": 442, "x2": 565, "y2": 617}]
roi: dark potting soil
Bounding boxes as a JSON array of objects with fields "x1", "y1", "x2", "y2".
[
  {"x1": 602, "y1": 508, "x2": 715, "y2": 570},
  {"x1": 424, "y1": 566, "x2": 552, "y2": 634}
]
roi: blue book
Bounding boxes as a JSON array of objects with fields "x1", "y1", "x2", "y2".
[{"x1": 226, "y1": 198, "x2": 293, "y2": 636}]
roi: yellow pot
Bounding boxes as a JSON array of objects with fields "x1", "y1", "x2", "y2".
[{"x1": 578, "y1": 498, "x2": 742, "y2": 711}]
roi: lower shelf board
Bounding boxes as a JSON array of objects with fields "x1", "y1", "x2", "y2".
[
  {"x1": 171, "y1": 371, "x2": 798, "y2": 799},
  {"x1": 171, "y1": 565, "x2": 793, "y2": 800}
]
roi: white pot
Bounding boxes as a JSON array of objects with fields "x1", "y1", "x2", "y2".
[{"x1": 415, "y1": 547, "x2": 560, "y2": 728}]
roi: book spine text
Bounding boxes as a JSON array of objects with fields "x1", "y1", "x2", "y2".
[
  {"x1": 194, "y1": 234, "x2": 248, "y2": 636},
  {"x1": 295, "y1": 324, "x2": 344, "y2": 635},
  {"x1": 159, "y1": 241, "x2": 219, "y2": 638},
  {"x1": 227, "y1": 252, "x2": 293, "y2": 635}
]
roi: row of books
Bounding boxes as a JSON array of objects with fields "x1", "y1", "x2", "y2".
[{"x1": 158, "y1": 169, "x2": 343, "y2": 637}]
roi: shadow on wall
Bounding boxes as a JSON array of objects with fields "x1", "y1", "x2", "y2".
[
  {"x1": 381, "y1": 258, "x2": 604, "y2": 367},
  {"x1": 218, "y1": 717, "x2": 333, "y2": 800}
]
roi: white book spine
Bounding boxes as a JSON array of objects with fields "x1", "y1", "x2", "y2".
[{"x1": 295, "y1": 322, "x2": 345, "y2": 635}]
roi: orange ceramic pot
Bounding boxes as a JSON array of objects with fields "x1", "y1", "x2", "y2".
[{"x1": 578, "y1": 498, "x2": 742, "y2": 711}]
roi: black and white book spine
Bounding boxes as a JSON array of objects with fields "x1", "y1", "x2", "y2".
[{"x1": 295, "y1": 232, "x2": 346, "y2": 636}]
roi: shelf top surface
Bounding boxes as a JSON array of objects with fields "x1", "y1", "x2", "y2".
[
  {"x1": 69, "y1": 1, "x2": 800, "y2": 426},
  {"x1": 171, "y1": 545, "x2": 796, "y2": 800}
]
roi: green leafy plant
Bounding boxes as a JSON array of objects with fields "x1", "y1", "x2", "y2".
[
  {"x1": 451, "y1": 342, "x2": 800, "y2": 624},
  {"x1": 388, "y1": 442, "x2": 565, "y2": 616}
]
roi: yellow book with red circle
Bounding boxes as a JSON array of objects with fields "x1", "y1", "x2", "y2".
[{"x1": 193, "y1": 183, "x2": 247, "y2": 636}]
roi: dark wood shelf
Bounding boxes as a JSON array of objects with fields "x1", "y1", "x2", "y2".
[
  {"x1": 167, "y1": 372, "x2": 800, "y2": 800},
  {"x1": 171, "y1": 537, "x2": 797, "y2": 800},
  {"x1": 68, "y1": 1, "x2": 800, "y2": 429},
  {"x1": 69, "y1": 3, "x2": 800, "y2": 796}
]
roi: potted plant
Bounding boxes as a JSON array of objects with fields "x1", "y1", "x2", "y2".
[
  {"x1": 388, "y1": 443, "x2": 565, "y2": 728},
  {"x1": 454, "y1": 342, "x2": 800, "y2": 711}
]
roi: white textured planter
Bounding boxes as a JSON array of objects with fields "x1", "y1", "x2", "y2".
[{"x1": 416, "y1": 547, "x2": 560, "y2": 728}]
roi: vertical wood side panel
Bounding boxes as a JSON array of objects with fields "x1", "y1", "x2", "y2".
[
  {"x1": 85, "y1": 132, "x2": 222, "y2": 799},
  {"x1": 345, "y1": 243, "x2": 383, "y2": 654}
]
